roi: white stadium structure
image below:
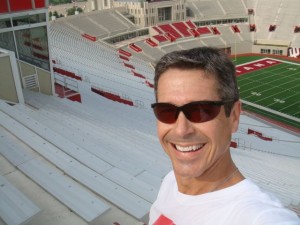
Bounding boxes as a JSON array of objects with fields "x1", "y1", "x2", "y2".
[{"x1": 0, "y1": 0, "x2": 300, "y2": 224}]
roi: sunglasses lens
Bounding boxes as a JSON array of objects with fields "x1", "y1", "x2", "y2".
[
  {"x1": 152, "y1": 104, "x2": 178, "y2": 124},
  {"x1": 152, "y1": 102, "x2": 223, "y2": 124},
  {"x1": 184, "y1": 104, "x2": 221, "y2": 123}
]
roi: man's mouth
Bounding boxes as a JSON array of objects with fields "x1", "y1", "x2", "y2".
[{"x1": 174, "y1": 144, "x2": 204, "y2": 152}]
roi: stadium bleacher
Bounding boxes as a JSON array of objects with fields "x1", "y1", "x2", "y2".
[
  {"x1": 57, "y1": 9, "x2": 137, "y2": 39},
  {"x1": 66, "y1": 16, "x2": 108, "y2": 38},
  {"x1": 0, "y1": 173, "x2": 40, "y2": 225},
  {"x1": 218, "y1": 0, "x2": 247, "y2": 15},
  {"x1": 1, "y1": 87, "x2": 299, "y2": 224},
  {"x1": 217, "y1": 25, "x2": 243, "y2": 45},
  {"x1": 200, "y1": 35, "x2": 226, "y2": 47},
  {"x1": 50, "y1": 22, "x2": 155, "y2": 107},
  {"x1": 187, "y1": 0, "x2": 224, "y2": 18}
]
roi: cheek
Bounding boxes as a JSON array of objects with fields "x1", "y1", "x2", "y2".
[
  {"x1": 157, "y1": 122, "x2": 169, "y2": 145},
  {"x1": 213, "y1": 120, "x2": 233, "y2": 145},
  {"x1": 157, "y1": 122, "x2": 175, "y2": 158}
]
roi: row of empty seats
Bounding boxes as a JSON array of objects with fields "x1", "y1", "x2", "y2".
[
  {"x1": 152, "y1": 22, "x2": 213, "y2": 43},
  {"x1": 187, "y1": 0, "x2": 224, "y2": 18},
  {"x1": 0, "y1": 173, "x2": 40, "y2": 225},
  {"x1": 55, "y1": 8, "x2": 137, "y2": 39},
  {"x1": 186, "y1": 0, "x2": 247, "y2": 18},
  {"x1": 50, "y1": 22, "x2": 155, "y2": 107},
  {"x1": 120, "y1": 22, "x2": 253, "y2": 62},
  {"x1": 252, "y1": 0, "x2": 300, "y2": 41},
  {"x1": 0, "y1": 106, "x2": 111, "y2": 224},
  {"x1": 0, "y1": 99, "x2": 161, "y2": 223},
  {"x1": 3, "y1": 88, "x2": 300, "y2": 223}
]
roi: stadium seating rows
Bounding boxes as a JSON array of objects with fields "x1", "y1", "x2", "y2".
[{"x1": 1, "y1": 87, "x2": 299, "y2": 224}]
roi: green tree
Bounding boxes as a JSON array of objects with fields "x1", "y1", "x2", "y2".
[
  {"x1": 49, "y1": 0, "x2": 87, "y2": 5},
  {"x1": 53, "y1": 10, "x2": 59, "y2": 18},
  {"x1": 50, "y1": 0, "x2": 72, "y2": 5},
  {"x1": 67, "y1": 6, "x2": 83, "y2": 16}
]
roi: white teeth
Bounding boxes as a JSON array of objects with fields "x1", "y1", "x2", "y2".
[{"x1": 175, "y1": 144, "x2": 204, "y2": 152}]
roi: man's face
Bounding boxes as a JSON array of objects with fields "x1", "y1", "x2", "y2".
[{"x1": 156, "y1": 68, "x2": 240, "y2": 182}]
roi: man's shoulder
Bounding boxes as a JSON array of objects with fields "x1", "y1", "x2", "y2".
[
  {"x1": 228, "y1": 180, "x2": 300, "y2": 224},
  {"x1": 226, "y1": 179, "x2": 283, "y2": 207},
  {"x1": 232, "y1": 201, "x2": 300, "y2": 225}
]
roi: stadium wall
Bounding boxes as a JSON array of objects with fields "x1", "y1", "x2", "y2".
[
  {"x1": 252, "y1": 45, "x2": 287, "y2": 56},
  {"x1": 18, "y1": 60, "x2": 53, "y2": 95},
  {"x1": 251, "y1": 39, "x2": 290, "y2": 56},
  {"x1": 0, "y1": 0, "x2": 55, "y2": 103},
  {"x1": 0, "y1": 48, "x2": 24, "y2": 104}
]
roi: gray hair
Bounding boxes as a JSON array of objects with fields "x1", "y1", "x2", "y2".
[{"x1": 154, "y1": 47, "x2": 239, "y2": 116}]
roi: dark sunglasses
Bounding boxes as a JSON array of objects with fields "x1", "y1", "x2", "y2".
[{"x1": 151, "y1": 100, "x2": 235, "y2": 124}]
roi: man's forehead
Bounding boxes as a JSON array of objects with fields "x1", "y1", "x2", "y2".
[{"x1": 157, "y1": 69, "x2": 220, "y2": 101}]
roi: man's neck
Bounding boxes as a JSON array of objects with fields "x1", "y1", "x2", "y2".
[{"x1": 175, "y1": 152, "x2": 245, "y2": 195}]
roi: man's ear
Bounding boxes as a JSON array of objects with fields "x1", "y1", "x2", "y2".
[{"x1": 230, "y1": 100, "x2": 241, "y2": 133}]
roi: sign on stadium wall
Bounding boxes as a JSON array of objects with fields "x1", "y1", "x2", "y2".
[{"x1": 287, "y1": 47, "x2": 300, "y2": 58}]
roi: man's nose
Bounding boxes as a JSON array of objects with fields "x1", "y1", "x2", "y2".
[{"x1": 173, "y1": 111, "x2": 195, "y2": 137}]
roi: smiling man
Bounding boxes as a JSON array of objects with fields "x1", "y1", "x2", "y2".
[{"x1": 149, "y1": 47, "x2": 300, "y2": 225}]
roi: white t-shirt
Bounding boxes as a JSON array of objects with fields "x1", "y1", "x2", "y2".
[{"x1": 149, "y1": 171, "x2": 300, "y2": 225}]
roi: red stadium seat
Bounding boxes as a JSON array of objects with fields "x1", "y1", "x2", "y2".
[
  {"x1": 250, "y1": 24, "x2": 256, "y2": 32},
  {"x1": 145, "y1": 38, "x2": 158, "y2": 47},
  {"x1": 196, "y1": 27, "x2": 212, "y2": 35},
  {"x1": 153, "y1": 35, "x2": 168, "y2": 43},
  {"x1": 158, "y1": 24, "x2": 182, "y2": 38},
  {"x1": 172, "y1": 22, "x2": 192, "y2": 37},
  {"x1": 186, "y1": 20, "x2": 197, "y2": 29},
  {"x1": 129, "y1": 43, "x2": 142, "y2": 52},
  {"x1": 211, "y1": 27, "x2": 221, "y2": 35},
  {"x1": 269, "y1": 25, "x2": 276, "y2": 32},
  {"x1": 231, "y1": 25, "x2": 240, "y2": 33}
]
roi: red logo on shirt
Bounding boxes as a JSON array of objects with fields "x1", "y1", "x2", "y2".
[{"x1": 153, "y1": 214, "x2": 175, "y2": 225}]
